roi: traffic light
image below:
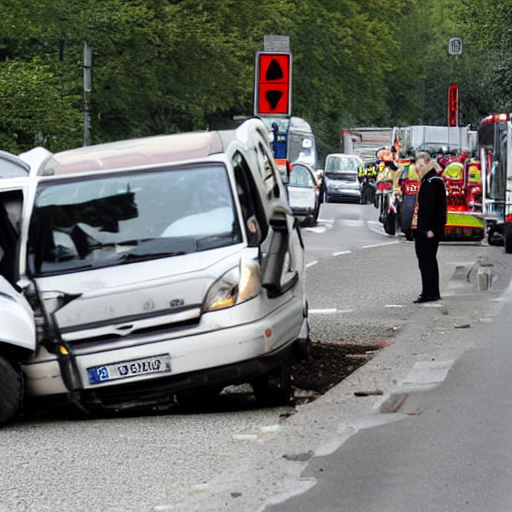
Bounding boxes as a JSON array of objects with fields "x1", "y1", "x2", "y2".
[
  {"x1": 448, "y1": 83, "x2": 459, "y2": 127},
  {"x1": 254, "y1": 52, "x2": 292, "y2": 116}
]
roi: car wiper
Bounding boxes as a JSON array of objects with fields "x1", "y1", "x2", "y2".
[
  {"x1": 116, "y1": 238, "x2": 154, "y2": 246},
  {"x1": 196, "y1": 233, "x2": 238, "y2": 251},
  {"x1": 116, "y1": 251, "x2": 186, "y2": 264}
]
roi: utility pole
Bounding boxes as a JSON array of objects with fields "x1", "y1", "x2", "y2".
[{"x1": 83, "y1": 41, "x2": 92, "y2": 146}]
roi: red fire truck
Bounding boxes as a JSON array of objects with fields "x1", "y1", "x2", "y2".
[
  {"x1": 478, "y1": 113, "x2": 512, "y2": 251},
  {"x1": 394, "y1": 125, "x2": 484, "y2": 241},
  {"x1": 437, "y1": 155, "x2": 484, "y2": 240}
]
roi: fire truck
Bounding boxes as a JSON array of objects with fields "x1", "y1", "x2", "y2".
[
  {"x1": 478, "y1": 113, "x2": 512, "y2": 252},
  {"x1": 341, "y1": 127, "x2": 394, "y2": 164},
  {"x1": 438, "y1": 155, "x2": 484, "y2": 240},
  {"x1": 394, "y1": 125, "x2": 484, "y2": 241}
]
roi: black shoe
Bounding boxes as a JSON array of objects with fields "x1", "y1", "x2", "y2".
[{"x1": 414, "y1": 295, "x2": 441, "y2": 303}]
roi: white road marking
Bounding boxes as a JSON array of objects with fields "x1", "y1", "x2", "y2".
[
  {"x1": 310, "y1": 308, "x2": 337, "y2": 314},
  {"x1": 333, "y1": 250, "x2": 352, "y2": 256},
  {"x1": 304, "y1": 226, "x2": 327, "y2": 233},
  {"x1": 400, "y1": 360, "x2": 455, "y2": 391},
  {"x1": 384, "y1": 304, "x2": 403, "y2": 308},
  {"x1": 305, "y1": 260, "x2": 318, "y2": 269},
  {"x1": 339, "y1": 219, "x2": 365, "y2": 227},
  {"x1": 303, "y1": 218, "x2": 334, "y2": 233},
  {"x1": 362, "y1": 241, "x2": 400, "y2": 249}
]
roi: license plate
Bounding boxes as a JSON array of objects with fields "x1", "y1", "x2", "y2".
[{"x1": 87, "y1": 354, "x2": 171, "y2": 385}]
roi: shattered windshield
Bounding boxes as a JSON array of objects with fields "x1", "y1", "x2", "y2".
[{"x1": 28, "y1": 164, "x2": 242, "y2": 276}]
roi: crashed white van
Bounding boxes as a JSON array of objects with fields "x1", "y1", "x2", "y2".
[{"x1": 0, "y1": 119, "x2": 310, "y2": 424}]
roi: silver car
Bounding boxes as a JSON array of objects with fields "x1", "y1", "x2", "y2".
[
  {"x1": 0, "y1": 119, "x2": 310, "y2": 425},
  {"x1": 286, "y1": 162, "x2": 321, "y2": 226},
  {"x1": 324, "y1": 153, "x2": 363, "y2": 203}
]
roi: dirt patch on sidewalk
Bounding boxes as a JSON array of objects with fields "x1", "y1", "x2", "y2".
[{"x1": 291, "y1": 341, "x2": 384, "y2": 403}]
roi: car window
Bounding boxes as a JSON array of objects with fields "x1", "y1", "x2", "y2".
[
  {"x1": 233, "y1": 152, "x2": 268, "y2": 241},
  {"x1": 0, "y1": 190, "x2": 24, "y2": 285},
  {"x1": 289, "y1": 165, "x2": 313, "y2": 187},
  {"x1": 0, "y1": 159, "x2": 29, "y2": 178},
  {"x1": 27, "y1": 164, "x2": 242, "y2": 276},
  {"x1": 256, "y1": 142, "x2": 281, "y2": 200}
]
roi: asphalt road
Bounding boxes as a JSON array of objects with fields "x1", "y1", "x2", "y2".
[
  {"x1": 266, "y1": 242, "x2": 512, "y2": 512},
  {"x1": 1, "y1": 201, "x2": 511, "y2": 512}
]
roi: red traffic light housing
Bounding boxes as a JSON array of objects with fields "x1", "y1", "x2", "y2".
[
  {"x1": 448, "y1": 83, "x2": 459, "y2": 127},
  {"x1": 254, "y1": 52, "x2": 292, "y2": 116}
]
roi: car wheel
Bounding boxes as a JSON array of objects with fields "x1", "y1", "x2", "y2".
[
  {"x1": 384, "y1": 209, "x2": 396, "y2": 235},
  {"x1": 0, "y1": 355, "x2": 23, "y2": 426},
  {"x1": 504, "y1": 223, "x2": 512, "y2": 254},
  {"x1": 252, "y1": 363, "x2": 292, "y2": 407},
  {"x1": 308, "y1": 205, "x2": 320, "y2": 226}
]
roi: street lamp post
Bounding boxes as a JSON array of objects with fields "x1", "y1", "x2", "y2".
[{"x1": 83, "y1": 41, "x2": 92, "y2": 146}]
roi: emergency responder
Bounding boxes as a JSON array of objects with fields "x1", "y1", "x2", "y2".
[
  {"x1": 360, "y1": 163, "x2": 376, "y2": 204},
  {"x1": 375, "y1": 147, "x2": 404, "y2": 231},
  {"x1": 411, "y1": 151, "x2": 447, "y2": 303},
  {"x1": 358, "y1": 163, "x2": 366, "y2": 183}
]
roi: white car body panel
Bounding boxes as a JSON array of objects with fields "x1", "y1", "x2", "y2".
[
  {"x1": 288, "y1": 186, "x2": 316, "y2": 210},
  {"x1": 0, "y1": 276, "x2": 35, "y2": 351}
]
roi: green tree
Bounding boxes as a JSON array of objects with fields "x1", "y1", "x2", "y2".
[{"x1": 0, "y1": 58, "x2": 82, "y2": 152}]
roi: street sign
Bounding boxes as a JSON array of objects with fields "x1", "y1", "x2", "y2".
[
  {"x1": 448, "y1": 38, "x2": 463, "y2": 56},
  {"x1": 448, "y1": 83, "x2": 459, "y2": 127},
  {"x1": 254, "y1": 51, "x2": 292, "y2": 116},
  {"x1": 264, "y1": 35, "x2": 290, "y2": 53}
]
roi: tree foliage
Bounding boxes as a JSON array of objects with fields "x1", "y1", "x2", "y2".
[{"x1": 0, "y1": 0, "x2": 509, "y2": 158}]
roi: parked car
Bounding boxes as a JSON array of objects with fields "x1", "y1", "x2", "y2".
[
  {"x1": 0, "y1": 176, "x2": 34, "y2": 424},
  {"x1": 287, "y1": 162, "x2": 321, "y2": 226},
  {"x1": 0, "y1": 118, "x2": 310, "y2": 425},
  {"x1": 323, "y1": 153, "x2": 363, "y2": 203}
]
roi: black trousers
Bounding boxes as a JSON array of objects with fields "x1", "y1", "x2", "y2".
[{"x1": 414, "y1": 236, "x2": 440, "y2": 299}]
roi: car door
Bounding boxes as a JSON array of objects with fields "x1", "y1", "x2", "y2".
[
  {"x1": 0, "y1": 179, "x2": 36, "y2": 351},
  {"x1": 252, "y1": 141, "x2": 305, "y2": 298},
  {"x1": 287, "y1": 163, "x2": 316, "y2": 212}
]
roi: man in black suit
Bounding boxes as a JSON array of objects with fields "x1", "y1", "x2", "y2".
[{"x1": 411, "y1": 151, "x2": 447, "y2": 303}]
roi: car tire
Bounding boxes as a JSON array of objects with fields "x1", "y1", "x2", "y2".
[
  {"x1": 252, "y1": 363, "x2": 292, "y2": 407},
  {"x1": 504, "y1": 223, "x2": 512, "y2": 254},
  {"x1": 308, "y1": 205, "x2": 320, "y2": 226},
  {"x1": 0, "y1": 355, "x2": 23, "y2": 426},
  {"x1": 384, "y1": 209, "x2": 396, "y2": 235}
]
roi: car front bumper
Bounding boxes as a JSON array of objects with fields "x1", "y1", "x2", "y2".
[
  {"x1": 22, "y1": 295, "x2": 304, "y2": 399},
  {"x1": 326, "y1": 188, "x2": 361, "y2": 201}
]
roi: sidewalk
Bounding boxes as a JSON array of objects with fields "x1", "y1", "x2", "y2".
[{"x1": 157, "y1": 246, "x2": 512, "y2": 512}]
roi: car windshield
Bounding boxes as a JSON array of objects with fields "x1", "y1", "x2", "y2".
[
  {"x1": 325, "y1": 156, "x2": 357, "y2": 173},
  {"x1": 27, "y1": 164, "x2": 242, "y2": 276}
]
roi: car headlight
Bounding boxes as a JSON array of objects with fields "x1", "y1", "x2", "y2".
[{"x1": 203, "y1": 255, "x2": 261, "y2": 312}]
